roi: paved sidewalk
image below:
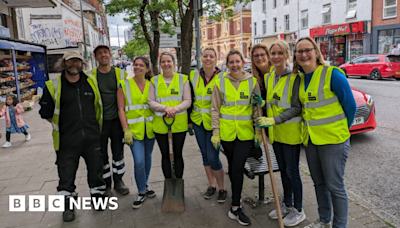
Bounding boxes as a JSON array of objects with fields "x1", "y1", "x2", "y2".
[{"x1": 0, "y1": 103, "x2": 393, "y2": 228}]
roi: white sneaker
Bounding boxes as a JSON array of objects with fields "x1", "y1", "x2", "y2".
[
  {"x1": 269, "y1": 201, "x2": 292, "y2": 219},
  {"x1": 25, "y1": 134, "x2": 31, "y2": 141},
  {"x1": 283, "y1": 208, "x2": 306, "y2": 227},
  {"x1": 304, "y1": 219, "x2": 332, "y2": 228},
  {"x1": 2, "y1": 142, "x2": 11, "y2": 148}
]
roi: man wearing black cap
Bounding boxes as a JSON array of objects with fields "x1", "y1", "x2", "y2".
[
  {"x1": 39, "y1": 50, "x2": 106, "y2": 222},
  {"x1": 89, "y1": 45, "x2": 129, "y2": 196}
]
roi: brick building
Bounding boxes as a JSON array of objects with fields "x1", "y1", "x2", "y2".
[
  {"x1": 371, "y1": 0, "x2": 400, "y2": 54},
  {"x1": 200, "y1": 3, "x2": 252, "y2": 64}
]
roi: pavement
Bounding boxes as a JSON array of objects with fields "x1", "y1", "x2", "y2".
[{"x1": 0, "y1": 102, "x2": 394, "y2": 228}]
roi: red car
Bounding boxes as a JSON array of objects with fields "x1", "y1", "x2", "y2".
[
  {"x1": 349, "y1": 87, "x2": 377, "y2": 134},
  {"x1": 339, "y1": 54, "x2": 400, "y2": 80}
]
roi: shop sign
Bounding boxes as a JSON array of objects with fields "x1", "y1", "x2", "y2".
[
  {"x1": 0, "y1": 26, "x2": 10, "y2": 38},
  {"x1": 290, "y1": 33, "x2": 297, "y2": 41},
  {"x1": 310, "y1": 21, "x2": 364, "y2": 38},
  {"x1": 254, "y1": 39, "x2": 263, "y2": 44},
  {"x1": 276, "y1": 34, "x2": 284, "y2": 40}
]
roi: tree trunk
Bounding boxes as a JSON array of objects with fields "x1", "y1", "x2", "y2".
[
  {"x1": 180, "y1": 1, "x2": 194, "y2": 75},
  {"x1": 175, "y1": 47, "x2": 182, "y2": 71}
]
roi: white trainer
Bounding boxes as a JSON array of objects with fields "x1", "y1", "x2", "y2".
[
  {"x1": 25, "y1": 134, "x2": 31, "y2": 141},
  {"x1": 282, "y1": 208, "x2": 306, "y2": 227},
  {"x1": 269, "y1": 201, "x2": 292, "y2": 219},
  {"x1": 2, "y1": 142, "x2": 11, "y2": 148}
]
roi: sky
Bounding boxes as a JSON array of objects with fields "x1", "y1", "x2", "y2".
[{"x1": 107, "y1": 13, "x2": 132, "y2": 47}]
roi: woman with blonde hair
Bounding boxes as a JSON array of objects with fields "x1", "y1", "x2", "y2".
[
  {"x1": 293, "y1": 37, "x2": 356, "y2": 228},
  {"x1": 252, "y1": 40, "x2": 305, "y2": 226},
  {"x1": 189, "y1": 47, "x2": 227, "y2": 202},
  {"x1": 211, "y1": 49, "x2": 262, "y2": 226},
  {"x1": 148, "y1": 52, "x2": 191, "y2": 181}
]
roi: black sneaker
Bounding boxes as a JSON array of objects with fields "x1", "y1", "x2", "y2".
[
  {"x1": 217, "y1": 190, "x2": 227, "y2": 203},
  {"x1": 228, "y1": 207, "x2": 251, "y2": 226},
  {"x1": 114, "y1": 180, "x2": 130, "y2": 195},
  {"x1": 203, "y1": 186, "x2": 216, "y2": 199},
  {"x1": 132, "y1": 194, "x2": 146, "y2": 209},
  {"x1": 104, "y1": 187, "x2": 113, "y2": 197},
  {"x1": 146, "y1": 185, "x2": 156, "y2": 198},
  {"x1": 63, "y1": 196, "x2": 76, "y2": 222}
]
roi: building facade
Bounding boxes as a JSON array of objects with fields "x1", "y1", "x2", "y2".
[
  {"x1": 252, "y1": 0, "x2": 372, "y2": 65},
  {"x1": 124, "y1": 29, "x2": 134, "y2": 44},
  {"x1": 200, "y1": 3, "x2": 252, "y2": 63},
  {"x1": 371, "y1": 0, "x2": 400, "y2": 55}
]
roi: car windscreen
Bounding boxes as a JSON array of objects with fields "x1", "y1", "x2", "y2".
[{"x1": 387, "y1": 55, "x2": 400, "y2": 62}]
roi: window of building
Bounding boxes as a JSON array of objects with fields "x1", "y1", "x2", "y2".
[
  {"x1": 262, "y1": 0, "x2": 266, "y2": 11},
  {"x1": 273, "y1": 0, "x2": 277, "y2": 8},
  {"x1": 262, "y1": 20, "x2": 266, "y2": 34},
  {"x1": 383, "y1": 0, "x2": 397, "y2": 19},
  {"x1": 347, "y1": 0, "x2": 357, "y2": 19},
  {"x1": 301, "y1": 10, "x2": 308, "y2": 28},
  {"x1": 16, "y1": 9, "x2": 25, "y2": 40},
  {"x1": 284, "y1": 15, "x2": 289, "y2": 31},
  {"x1": 321, "y1": 4, "x2": 331, "y2": 24},
  {"x1": 273, "y1": 18, "x2": 277, "y2": 33},
  {"x1": 285, "y1": 0, "x2": 289, "y2": 4},
  {"x1": 225, "y1": 15, "x2": 229, "y2": 32},
  {"x1": 0, "y1": 14, "x2": 6, "y2": 27},
  {"x1": 254, "y1": 22, "x2": 257, "y2": 35}
]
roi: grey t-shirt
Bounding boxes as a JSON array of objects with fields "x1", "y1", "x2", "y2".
[{"x1": 97, "y1": 67, "x2": 118, "y2": 120}]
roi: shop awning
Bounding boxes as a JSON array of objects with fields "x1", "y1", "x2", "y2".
[
  {"x1": 0, "y1": 0, "x2": 56, "y2": 8},
  {"x1": 0, "y1": 39, "x2": 45, "y2": 53}
]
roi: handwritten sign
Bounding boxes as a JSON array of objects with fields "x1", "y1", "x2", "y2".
[{"x1": 29, "y1": 21, "x2": 63, "y2": 49}]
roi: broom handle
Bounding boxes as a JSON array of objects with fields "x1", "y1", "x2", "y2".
[{"x1": 256, "y1": 103, "x2": 284, "y2": 228}]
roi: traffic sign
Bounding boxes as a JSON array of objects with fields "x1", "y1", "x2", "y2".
[{"x1": 159, "y1": 27, "x2": 181, "y2": 48}]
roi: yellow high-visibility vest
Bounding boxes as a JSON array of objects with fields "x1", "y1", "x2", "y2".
[
  {"x1": 216, "y1": 76, "x2": 256, "y2": 141},
  {"x1": 119, "y1": 78, "x2": 154, "y2": 140},
  {"x1": 299, "y1": 65, "x2": 350, "y2": 146},
  {"x1": 190, "y1": 70, "x2": 226, "y2": 130},
  {"x1": 86, "y1": 67, "x2": 127, "y2": 86},
  {"x1": 45, "y1": 75, "x2": 103, "y2": 151},
  {"x1": 264, "y1": 70, "x2": 302, "y2": 145},
  {"x1": 151, "y1": 73, "x2": 189, "y2": 134}
]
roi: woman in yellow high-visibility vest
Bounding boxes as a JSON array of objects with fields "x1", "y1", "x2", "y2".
[
  {"x1": 293, "y1": 37, "x2": 356, "y2": 228},
  {"x1": 148, "y1": 52, "x2": 191, "y2": 180},
  {"x1": 211, "y1": 49, "x2": 262, "y2": 226},
  {"x1": 253, "y1": 40, "x2": 305, "y2": 226},
  {"x1": 189, "y1": 47, "x2": 227, "y2": 203},
  {"x1": 117, "y1": 57, "x2": 156, "y2": 209}
]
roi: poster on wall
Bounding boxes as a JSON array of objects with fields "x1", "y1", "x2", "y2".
[
  {"x1": 63, "y1": 19, "x2": 90, "y2": 47},
  {"x1": 29, "y1": 21, "x2": 64, "y2": 49}
]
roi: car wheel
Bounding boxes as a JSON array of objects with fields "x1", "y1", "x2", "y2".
[
  {"x1": 396, "y1": 78, "x2": 400, "y2": 81},
  {"x1": 370, "y1": 69, "x2": 381, "y2": 80},
  {"x1": 341, "y1": 68, "x2": 348, "y2": 78}
]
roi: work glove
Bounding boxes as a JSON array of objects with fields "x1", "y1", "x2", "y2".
[
  {"x1": 211, "y1": 132, "x2": 221, "y2": 150},
  {"x1": 254, "y1": 130, "x2": 263, "y2": 148},
  {"x1": 123, "y1": 128, "x2": 136, "y2": 146},
  {"x1": 256, "y1": 117, "x2": 275, "y2": 128},
  {"x1": 251, "y1": 93, "x2": 265, "y2": 107}
]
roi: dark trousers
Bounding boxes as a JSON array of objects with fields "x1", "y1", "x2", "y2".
[
  {"x1": 6, "y1": 130, "x2": 28, "y2": 141},
  {"x1": 221, "y1": 138, "x2": 252, "y2": 206},
  {"x1": 272, "y1": 142, "x2": 303, "y2": 210},
  {"x1": 155, "y1": 132, "x2": 186, "y2": 179},
  {"x1": 101, "y1": 118, "x2": 125, "y2": 188},
  {"x1": 56, "y1": 141, "x2": 106, "y2": 196}
]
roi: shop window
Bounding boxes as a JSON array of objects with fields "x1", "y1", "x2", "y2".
[
  {"x1": 301, "y1": 10, "x2": 308, "y2": 28},
  {"x1": 273, "y1": 18, "x2": 277, "y2": 33},
  {"x1": 262, "y1": 20, "x2": 266, "y2": 34},
  {"x1": 284, "y1": 15, "x2": 289, "y2": 31},
  {"x1": 254, "y1": 22, "x2": 257, "y2": 35},
  {"x1": 321, "y1": 4, "x2": 331, "y2": 24},
  {"x1": 262, "y1": 0, "x2": 266, "y2": 11},
  {"x1": 378, "y1": 30, "x2": 393, "y2": 54},
  {"x1": 383, "y1": 0, "x2": 397, "y2": 19}
]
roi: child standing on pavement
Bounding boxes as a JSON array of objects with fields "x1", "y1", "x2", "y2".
[{"x1": 0, "y1": 94, "x2": 31, "y2": 148}]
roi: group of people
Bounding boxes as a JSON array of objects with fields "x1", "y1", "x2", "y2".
[{"x1": 37, "y1": 36, "x2": 356, "y2": 228}]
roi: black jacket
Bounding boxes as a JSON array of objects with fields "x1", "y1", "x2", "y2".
[{"x1": 39, "y1": 71, "x2": 100, "y2": 149}]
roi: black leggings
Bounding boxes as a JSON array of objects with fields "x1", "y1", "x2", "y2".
[
  {"x1": 155, "y1": 132, "x2": 186, "y2": 179},
  {"x1": 221, "y1": 138, "x2": 252, "y2": 206},
  {"x1": 6, "y1": 131, "x2": 28, "y2": 142}
]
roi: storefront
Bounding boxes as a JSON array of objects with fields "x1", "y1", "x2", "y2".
[
  {"x1": 310, "y1": 21, "x2": 368, "y2": 66},
  {"x1": 371, "y1": 24, "x2": 400, "y2": 55}
]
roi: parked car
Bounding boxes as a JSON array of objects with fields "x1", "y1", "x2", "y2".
[
  {"x1": 349, "y1": 87, "x2": 377, "y2": 135},
  {"x1": 339, "y1": 54, "x2": 400, "y2": 80}
]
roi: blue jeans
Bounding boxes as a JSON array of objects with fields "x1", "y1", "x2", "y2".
[
  {"x1": 130, "y1": 136, "x2": 156, "y2": 193},
  {"x1": 272, "y1": 142, "x2": 303, "y2": 210},
  {"x1": 305, "y1": 139, "x2": 350, "y2": 228},
  {"x1": 193, "y1": 123, "x2": 222, "y2": 170}
]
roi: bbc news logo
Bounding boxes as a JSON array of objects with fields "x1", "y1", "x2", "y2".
[{"x1": 9, "y1": 195, "x2": 118, "y2": 212}]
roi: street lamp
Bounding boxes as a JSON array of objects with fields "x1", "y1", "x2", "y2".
[{"x1": 110, "y1": 23, "x2": 121, "y2": 48}]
